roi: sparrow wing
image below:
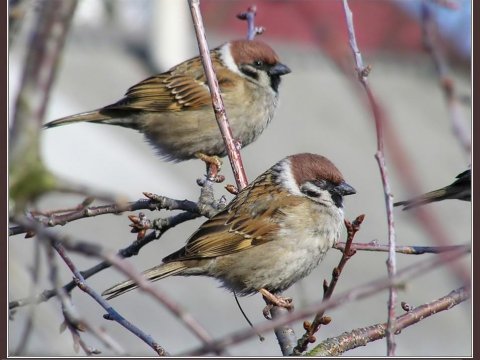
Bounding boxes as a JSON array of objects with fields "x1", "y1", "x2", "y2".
[
  {"x1": 102, "y1": 52, "x2": 239, "y2": 113},
  {"x1": 163, "y1": 174, "x2": 302, "y2": 262}
]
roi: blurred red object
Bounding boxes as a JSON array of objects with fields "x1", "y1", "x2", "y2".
[{"x1": 201, "y1": 0, "x2": 467, "y2": 64}]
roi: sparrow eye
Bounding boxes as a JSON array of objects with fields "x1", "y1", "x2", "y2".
[{"x1": 254, "y1": 60, "x2": 264, "y2": 68}]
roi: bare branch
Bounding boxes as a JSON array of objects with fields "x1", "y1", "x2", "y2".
[
  {"x1": 13, "y1": 228, "x2": 41, "y2": 355},
  {"x1": 341, "y1": 1, "x2": 398, "y2": 354},
  {"x1": 9, "y1": 191, "x2": 222, "y2": 237},
  {"x1": 188, "y1": 0, "x2": 249, "y2": 189},
  {"x1": 182, "y1": 246, "x2": 469, "y2": 356},
  {"x1": 335, "y1": 241, "x2": 470, "y2": 255},
  {"x1": 294, "y1": 215, "x2": 364, "y2": 354},
  {"x1": 50, "y1": 241, "x2": 168, "y2": 356},
  {"x1": 9, "y1": 211, "x2": 200, "y2": 310},
  {"x1": 9, "y1": 0, "x2": 78, "y2": 213},
  {"x1": 308, "y1": 286, "x2": 470, "y2": 356},
  {"x1": 236, "y1": 5, "x2": 265, "y2": 40},
  {"x1": 43, "y1": 233, "x2": 125, "y2": 355}
]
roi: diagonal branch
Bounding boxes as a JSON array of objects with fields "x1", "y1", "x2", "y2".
[
  {"x1": 341, "y1": 1, "x2": 397, "y2": 354},
  {"x1": 188, "y1": 0, "x2": 248, "y2": 189},
  {"x1": 182, "y1": 245, "x2": 469, "y2": 356},
  {"x1": 294, "y1": 215, "x2": 364, "y2": 354},
  {"x1": 307, "y1": 286, "x2": 470, "y2": 356}
]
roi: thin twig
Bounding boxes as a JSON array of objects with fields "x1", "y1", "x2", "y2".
[
  {"x1": 102, "y1": 252, "x2": 217, "y2": 348},
  {"x1": 189, "y1": 3, "x2": 301, "y2": 355},
  {"x1": 13, "y1": 224, "x2": 41, "y2": 355},
  {"x1": 294, "y1": 215, "x2": 364, "y2": 354},
  {"x1": 50, "y1": 240, "x2": 168, "y2": 356},
  {"x1": 335, "y1": 241, "x2": 470, "y2": 255},
  {"x1": 42, "y1": 232, "x2": 125, "y2": 355},
  {"x1": 237, "y1": 5, "x2": 265, "y2": 40},
  {"x1": 181, "y1": 246, "x2": 469, "y2": 356},
  {"x1": 10, "y1": 215, "x2": 216, "y2": 352},
  {"x1": 9, "y1": 175, "x2": 223, "y2": 309},
  {"x1": 341, "y1": 1, "x2": 397, "y2": 354},
  {"x1": 9, "y1": 211, "x2": 199, "y2": 310},
  {"x1": 188, "y1": 0, "x2": 249, "y2": 189},
  {"x1": 307, "y1": 286, "x2": 470, "y2": 356},
  {"x1": 421, "y1": 0, "x2": 471, "y2": 155},
  {"x1": 15, "y1": 216, "x2": 215, "y2": 353},
  {"x1": 9, "y1": 193, "x2": 219, "y2": 236}
]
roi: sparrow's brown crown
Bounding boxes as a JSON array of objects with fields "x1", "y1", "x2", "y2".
[
  {"x1": 229, "y1": 39, "x2": 280, "y2": 66},
  {"x1": 289, "y1": 153, "x2": 344, "y2": 186}
]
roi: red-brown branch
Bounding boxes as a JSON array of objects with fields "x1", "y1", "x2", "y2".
[
  {"x1": 307, "y1": 286, "x2": 470, "y2": 356},
  {"x1": 293, "y1": 215, "x2": 364, "y2": 354},
  {"x1": 188, "y1": 0, "x2": 249, "y2": 190},
  {"x1": 341, "y1": 0, "x2": 397, "y2": 354}
]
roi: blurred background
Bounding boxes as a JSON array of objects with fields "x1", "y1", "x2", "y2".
[{"x1": 9, "y1": 0, "x2": 471, "y2": 356}]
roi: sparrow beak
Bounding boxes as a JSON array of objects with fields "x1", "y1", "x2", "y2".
[
  {"x1": 335, "y1": 181, "x2": 356, "y2": 196},
  {"x1": 268, "y1": 63, "x2": 291, "y2": 76}
]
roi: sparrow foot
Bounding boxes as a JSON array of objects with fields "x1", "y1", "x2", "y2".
[
  {"x1": 195, "y1": 153, "x2": 224, "y2": 182},
  {"x1": 259, "y1": 288, "x2": 294, "y2": 320}
]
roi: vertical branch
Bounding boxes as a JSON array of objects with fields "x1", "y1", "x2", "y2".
[
  {"x1": 236, "y1": 4, "x2": 297, "y2": 355},
  {"x1": 13, "y1": 228, "x2": 42, "y2": 355},
  {"x1": 341, "y1": 0, "x2": 397, "y2": 355},
  {"x1": 421, "y1": 1, "x2": 471, "y2": 156},
  {"x1": 188, "y1": 3, "x2": 297, "y2": 354},
  {"x1": 9, "y1": 0, "x2": 78, "y2": 212},
  {"x1": 188, "y1": 0, "x2": 248, "y2": 190},
  {"x1": 237, "y1": 5, "x2": 265, "y2": 40}
]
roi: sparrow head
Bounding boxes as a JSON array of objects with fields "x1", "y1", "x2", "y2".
[
  {"x1": 219, "y1": 39, "x2": 291, "y2": 92},
  {"x1": 274, "y1": 153, "x2": 356, "y2": 209}
]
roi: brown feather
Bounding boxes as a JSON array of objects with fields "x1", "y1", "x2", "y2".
[
  {"x1": 162, "y1": 172, "x2": 303, "y2": 263},
  {"x1": 102, "y1": 51, "x2": 242, "y2": 113}
]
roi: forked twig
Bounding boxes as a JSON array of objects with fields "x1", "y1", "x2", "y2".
[{"x1": 294, "y1": 215, "x2": 365, "y2": 354}]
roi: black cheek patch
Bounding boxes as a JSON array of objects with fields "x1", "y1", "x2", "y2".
[
  {"x1": 270, "y1": 75, "x2": 281, "y2": 92},
  {"x1": 331, "y1": 193, "x2": 343, "y2": 208}
]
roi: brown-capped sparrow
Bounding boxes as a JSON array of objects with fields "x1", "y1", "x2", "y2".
[
  {"x1": 394, "y1": 169, "x2": 471, "y2": 210},
  {"x1": 103, "y1": 153, "x2": 356, "y2": 309},
  {"x1": 44, "y1": 39, "x2": 291, "y2": 162}
]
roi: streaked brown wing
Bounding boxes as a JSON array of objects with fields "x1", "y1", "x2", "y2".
[
  {"x1": 163, "y1": 174, "x2": 301, "y2": 262},
  {"x1": 103, "y1": 51, "x2": 238, "y2": 113}
]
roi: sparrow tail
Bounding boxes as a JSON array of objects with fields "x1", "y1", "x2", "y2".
[
  {"x1": 394, "y1": 188, "x2": 448, "y2": 210},
  {"x1": 43, "y1": 110, "x2": 115, "y2": 128},
  {"x1": 44, "y1": 109, "x2": 141, "y2": 129},
  {"x1": 102, "y1": 262, "x2": 186, "y2": 300}
]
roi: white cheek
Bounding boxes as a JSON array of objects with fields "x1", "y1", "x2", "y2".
[
  {"x1": 277, "y1": 159, "x2": 302, "y2": 196},
  {"x1": 219, "y1": 43, "x2": 242, "y2": 75}
]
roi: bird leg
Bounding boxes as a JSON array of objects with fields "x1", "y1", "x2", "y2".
[
  {"x1": 195, "y1": 152, "x2": 224, "y2": 182},
  {"x1": 259, "y1": 288, "x2": 294, "y2": 320}
]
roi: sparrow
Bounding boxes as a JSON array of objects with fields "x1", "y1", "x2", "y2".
[
  {"x1": 44, "y1": 39, "x2": 291, "y2": 162},
  {"x1": 103, "y1": 153, "x2": 356, "y2": 308},
  {"x1": 394, "y1": 169, "x2": 471, "y2": 210}
]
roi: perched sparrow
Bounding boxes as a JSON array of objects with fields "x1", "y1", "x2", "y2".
[
  {"x1": 394, "y1": 169, "x2": 471, "y2": 210},
  {"x1": 103, "y1": 153, "x2": 356, "y2": 306},
  {"x1": 44, "y1": 39, "x2": 290, "y2": 162}
]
